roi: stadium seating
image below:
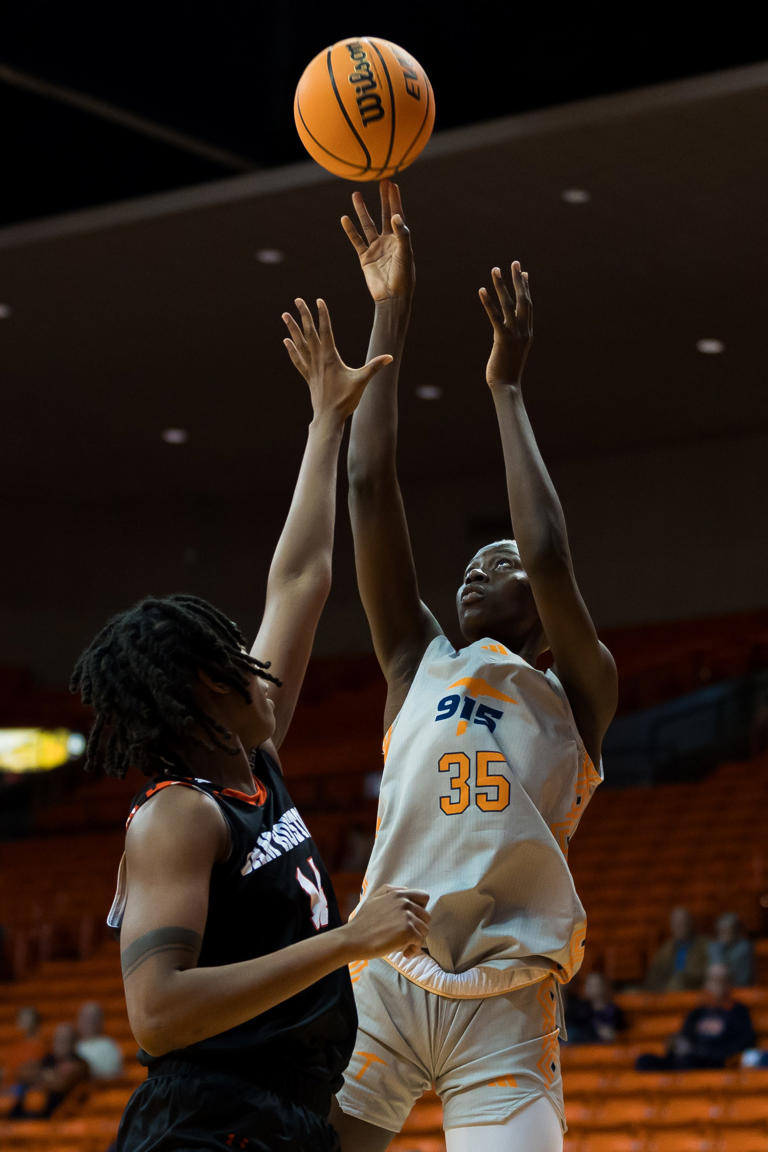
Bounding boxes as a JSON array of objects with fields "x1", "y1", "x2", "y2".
[{"x1": 1, "y1": 747, "x2": 767, "y2": 1150}]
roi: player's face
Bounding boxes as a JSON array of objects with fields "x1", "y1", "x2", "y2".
[
  {"x1": 455, "y1": 541, "x2": 540, "y2": 645},
  {"x1": 240, "y1": 663, "x2": 277, "y2": 749}
]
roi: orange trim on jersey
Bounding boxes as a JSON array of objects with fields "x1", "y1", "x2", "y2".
[
  {"x1": 125, "y1": 775, "x2": 266, "y2": 829},
  {"x1": 536, "y1": 977, "x2": 560, "y2": 1087},
  {"x1": 481, "y1": 643, "x2": 510, "y2": 656},
  {"x1": 348, "y1": 959, "x2": 369, "y2": 983},
  {"x1": 548, "y1": 752, "x2": 601, "y2": 858},
  {"x1": 382, "y1": 725, "x2": 393, "y2": 764},
  {"x1": 219, "y1": 781, "x2": 267, "y2": 806},
  {"x1": 448, "y1": 676, "x2": 517, "y2": 704}
]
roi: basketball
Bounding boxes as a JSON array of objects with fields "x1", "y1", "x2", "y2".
[{"x1": 294, "y1": 36, "x2": 435, "y2": 181}]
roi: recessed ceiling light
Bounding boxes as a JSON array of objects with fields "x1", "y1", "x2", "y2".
[
  {"x1": 0, "y1": 303, "x2": 13, "y2": 319},
  {"x1": 416, "y1": 385, "x2": 442, "y2": 400},
  {"x1": 256, "y1": 249, "x2": 285, "y2": 264},
  {"x1": 561, "y1": 188, "x2": 590, "y2": 204},
  {"x1": 696, "y1": 339, "x2": 725, "y2": 355},
  {"x1": 161, "y1": 428, "x2": 188, "y2": 444}
]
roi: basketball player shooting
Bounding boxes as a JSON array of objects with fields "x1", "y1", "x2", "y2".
[{"x1": 331, "y1": 182, "x2": 618, "y2": 1152}]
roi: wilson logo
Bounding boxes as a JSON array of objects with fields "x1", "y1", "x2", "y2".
[
  {"x1": 346, "y1": 42, "x2": 385, "y2": 126},
  {"x1": 391, "y1": 46, "x2": 421, "y2": 100}
]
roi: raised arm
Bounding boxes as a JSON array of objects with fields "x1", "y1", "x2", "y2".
[
  {"x1": 251, "y1": 298, "x2": 392, "y2": 749},
  {"x1": 344, "y1": 182, "x2": 441, "y2": 727},
  {"x1": 120, "y1": 786, "x2": 429, "y2": 1056},
  {"x1": 479, "y1": 263, "x2": 617, "y2": 763}
]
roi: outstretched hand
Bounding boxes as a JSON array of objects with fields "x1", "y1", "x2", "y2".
[
  {"x1": 282, "y1": 297, "x2": 393, "y2": 420},
  {"x1": 479, "y1": 262, "x2": 533, "y2": 388},
  {"x1": 341, "y1": 180, "x2": 415, "y2": 303}
]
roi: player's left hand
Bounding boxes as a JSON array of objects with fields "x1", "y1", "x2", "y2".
[
  {"x1": 341, "y1": 180, "x2": 415, "y2": 303},
  {"x1": 282, "y1": 297, "x2": 393, "y2": 420},
  {"x1": 479, "y1": 262, "x2": 533, "y2": 388}
]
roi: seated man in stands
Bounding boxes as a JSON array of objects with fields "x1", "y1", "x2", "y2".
[
  {"x1": 9, "y1": 1021, "x2": 89, "y2": 1117},
  {"x1": 708, "y1": 912, "x2": 754, "y2": 986},
  {"x1": 564, "y1": 971, "x2": 627, "y2": 1044},
  {"x1": 75, "y1": 1001, "x2": 123, "y2": 1080},
  {"x1": 636, "y1": 962, "x2": 756, "y2": 1071},
  {"x1": 645, "y1": 905, "x2": 710, "y2": 991}
]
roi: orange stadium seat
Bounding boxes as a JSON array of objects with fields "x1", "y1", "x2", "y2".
[
  {"x1": 590, "y1": 1094, "x2": 654, "y2": 1128},
  {"x1": 577, "y1": 1133, "x2": 647, "y2": 1152},
  {"x1": 645, "y1": 1133, "x2": 717, "y2": 1152},
  {"x1": 656, "y1": 1094, "x2": 724, "y2": 1126},
  {"x1": 715, "y1": 1131, "x2": 768, "y2": 1152},
  {"x1": 628, "y1": 1013, "x2": 682, "y2": 1040},
  {"x1": 726, "y1": 1095, "x2": 768, "y2": 1125},
  {"x1": 564, "y1": 1068, "x2": 613, "y2": 1095},
  {"x1": 564, "y1": 1098, "x2": 594, "y2": 1127}
]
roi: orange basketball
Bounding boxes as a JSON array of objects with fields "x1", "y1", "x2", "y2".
[{"x1": 294, "y1": 37, "x2": 435, "y2": 181}]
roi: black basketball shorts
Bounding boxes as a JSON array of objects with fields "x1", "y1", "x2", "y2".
[{"x1": 116, "y1": 1063, "x2": 340, "y2": 1152}]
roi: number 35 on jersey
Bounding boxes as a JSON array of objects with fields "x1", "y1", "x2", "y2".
[{"x1": 438, "y1": 750, "x2": 510, "y2": 815}]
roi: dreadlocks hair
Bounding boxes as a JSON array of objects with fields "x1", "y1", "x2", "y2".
[{"x1": 70, "y1": 594, "x2": 281, "y2": 779}]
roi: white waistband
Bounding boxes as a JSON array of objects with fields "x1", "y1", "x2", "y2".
[{"x1": 384, "y1": 949, "x2": 558, "y2": 999}]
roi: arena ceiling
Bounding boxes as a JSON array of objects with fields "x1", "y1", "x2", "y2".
[{"x1": 1, "y1": 6, "x2": 767, "y2": 687}]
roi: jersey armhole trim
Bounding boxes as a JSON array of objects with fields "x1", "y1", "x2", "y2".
[
  {"x1": 382, "y1": 633, "x2": 451, "y2": 750},
  {"x1": 125, "y1": 780, "x2": 233, "y2": 856}
]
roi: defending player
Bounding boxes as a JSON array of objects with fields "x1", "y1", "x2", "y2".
[
  {"x1": 331, "y1": 183, "x2": 618, "y2": 1152},
  {"x1": 70, "y1": 297, "x2": 430, "y2": 1152}
]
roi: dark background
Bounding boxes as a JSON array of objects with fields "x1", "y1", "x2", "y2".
[
  {"x1": 2, "y1": 3, "x2": 765, "y2": 225},
  {"x1": 1, "y1": 2, "x2": 767, "y2": 690}
]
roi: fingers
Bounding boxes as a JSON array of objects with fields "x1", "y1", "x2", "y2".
[
  {"x1": 316, "y1": 297, "x2": 334, "y2": 344},
  {"x1": 492, "y1": 265, "x2": 516, "y2": 324},
  {"x1": 511, "y1": 261, "x2": 532, "y2": 323},
  {"x1": 399, "y1": 888, "x2": 429, "y2": 907},
  {"x1": 409, "y1": 902, "x2": 431, "y2": 928},
  {"x1": 478, "y1": 285, "x2": 502, "y2": 328},
  {"x1": 380, "y1": 179, "x2": 392, "y2": 234},
  {"x1": 340, "y1": 213, "x2": 367, "y2": 256},
  {"x1": 389, "y1": 180, "x2": 405, "y2": 225},
  {"x1": 281, "y1": 309, "x2": 305, "y2": 350},
  {"x1": 351, "y1": 190, "x2": 379, "y2": 245},
  {"x1": 293, "y1": 297, "x2": 319, "y2": 345},
  {"x1": 480, "y1": 264, "x2": 532, "y2": 328},
  {"x1": 282, "y1": 338, "x2": 307, "y2": 376},
  {"x1": 355, "y1": 353, "x2": 393, "y2": 387}
]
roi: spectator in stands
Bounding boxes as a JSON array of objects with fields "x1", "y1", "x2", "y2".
[
  {"x1": 10, "y1": 1022, "x2": 89, "y2": 1117},
  {"x1": 645, "y1": 905, "x2": 710, "y2": 991},
  {"x1": 75, "y1": 1001, "x2": 123, "y2": 1080},
  {"x1": 636, "y1": 962, "x2": 756, "y2": 1071},
  {"x1": 0, "y1": 1006, "x2": 44, "y2": 1080},
  {"x1": 0, "y1": 1006, "x2": 45, "y2": 1101},
  {"x1": 708, "y1": 912, "x2": 754, "y2": 986},
  {"x1": 564, "y1": 972, "x2": 627, "y2": 1043}
]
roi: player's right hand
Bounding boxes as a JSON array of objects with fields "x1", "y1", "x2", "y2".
[
  {"x1": 341, "y1": 181, "x2": 415, "y2": 304},
  {"x1": 343, "y1": 885, "x2": 430, "y2": 959}
]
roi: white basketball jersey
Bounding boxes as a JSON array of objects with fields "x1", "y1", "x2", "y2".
[{"x1": 356, "y1": 635, "x2": 602, "y2": 998}]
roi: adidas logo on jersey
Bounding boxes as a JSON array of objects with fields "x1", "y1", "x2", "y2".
[{"x1": 240, "y1": 807, "x2": 312, "y2": 875}]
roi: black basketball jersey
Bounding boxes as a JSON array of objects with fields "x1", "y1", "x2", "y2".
[{"x1": 110, "y1": 746, "x2": 357, "y2": 1092}]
